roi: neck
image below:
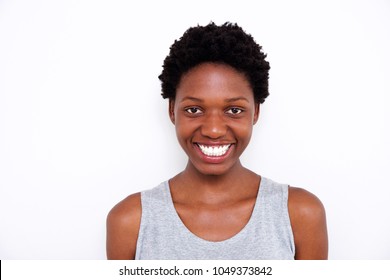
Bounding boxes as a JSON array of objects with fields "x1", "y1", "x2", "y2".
[{"x1": 172, "y1": 160, "x2": 258, "y2": 197}]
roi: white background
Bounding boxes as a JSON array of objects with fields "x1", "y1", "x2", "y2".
[{"x1": 0, "y1": 0, "x2": 389, "y2": 259}]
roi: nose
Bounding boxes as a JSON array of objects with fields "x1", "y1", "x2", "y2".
[{"x1": 200, "y1": 111, "x2": 227, "y2": 139}]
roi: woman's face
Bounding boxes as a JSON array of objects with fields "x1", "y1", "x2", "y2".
[{"x1": 170, "y1": 62, "x2": 259, "y2": 176}]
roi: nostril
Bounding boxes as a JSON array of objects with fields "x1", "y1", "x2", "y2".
[{"x1": 200, "y1": 126, "x2": 227, "y2": 139}]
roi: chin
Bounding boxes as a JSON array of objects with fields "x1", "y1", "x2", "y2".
[{"x1": 191, "y1": 162, "x2": 236, "y2": 177}]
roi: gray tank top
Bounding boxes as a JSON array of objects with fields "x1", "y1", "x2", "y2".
[{"x1": 135, "y1": 177, "x2": 295, "y2": 259}]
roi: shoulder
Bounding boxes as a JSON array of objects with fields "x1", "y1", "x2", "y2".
[
  {"x1": 288, "y1": 187, "x2": 325, "y2": 217},
  {"x1": 106, "y1": 192, "x2": 142, "y2": 260},
  {"x1": 288, "y1": 187, "x2": 328, "y2": 259},
  {"x1": 107, "y1": 192, "x2": 142, "y2": 229}
]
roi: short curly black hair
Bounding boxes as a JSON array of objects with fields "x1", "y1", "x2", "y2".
[{"x1": 158, "y1": 22, "x2": 270, "y2": 104}]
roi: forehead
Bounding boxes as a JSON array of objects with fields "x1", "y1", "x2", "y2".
[{"x1": 176, "y1": 63, "x2": 254, "y2": 102}]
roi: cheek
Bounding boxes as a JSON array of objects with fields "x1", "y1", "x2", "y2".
[
  {"x1": 175, "y1": 120, "x2": 193, "y2": 142},
  {"x1": 232, "y1": 120, "x2": 253, "y2": 134},
  {"x1": 175, "y1": 115, "x2": 199, "y2": 131}
]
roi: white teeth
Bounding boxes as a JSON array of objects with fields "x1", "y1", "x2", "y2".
[{"x1": 198, "y1": 144, "x2": 231, "y2": 157}]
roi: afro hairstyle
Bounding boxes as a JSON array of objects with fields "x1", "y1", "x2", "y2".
[{"x1": 158, "y1": 22, "x2": 270, "y2": 104}]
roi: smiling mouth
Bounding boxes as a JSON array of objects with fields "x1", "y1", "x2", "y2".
[{"x1": 196, "y1": 144, "x2": 232, "y2": 157}]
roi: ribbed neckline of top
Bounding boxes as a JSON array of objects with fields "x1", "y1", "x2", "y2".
[{"x1": 162, "y1": 177, "x2": 266, "y2": 246}]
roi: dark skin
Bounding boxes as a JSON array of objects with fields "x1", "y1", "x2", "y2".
[{"x1": 106, "y1": 63, "x2": 328, "y2": 260}]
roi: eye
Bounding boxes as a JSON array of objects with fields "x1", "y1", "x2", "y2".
[
  {"x1": 226, "y1": 107, "x2": 243, "y2": 115},
  {"x1": 185, "y1": 107, "x2": 202, "y2": 114}
]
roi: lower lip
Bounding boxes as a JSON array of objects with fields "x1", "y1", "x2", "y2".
[{"x1": 194, "y1": 144, "x2": 234, "y2": 164}]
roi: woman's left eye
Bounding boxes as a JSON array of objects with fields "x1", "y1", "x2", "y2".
[{"x1": 226, "y1": 108, "x2": 243, "y2": 115}]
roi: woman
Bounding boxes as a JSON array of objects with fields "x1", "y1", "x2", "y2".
[{"x1": 106, "y1": 22, "x2": 328, "y2": 260}]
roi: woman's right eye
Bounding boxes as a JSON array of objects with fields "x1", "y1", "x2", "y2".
[{"x1": 185, "y1": 107, "x2": 202, "y2": 114}]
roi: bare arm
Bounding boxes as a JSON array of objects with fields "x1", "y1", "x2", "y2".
[
  {"x1": 288, "y1": 187, "x2": 328, "y2": 260},
  {"x1": 106, "y1": 193, "x2": 142, "y2": 260}
]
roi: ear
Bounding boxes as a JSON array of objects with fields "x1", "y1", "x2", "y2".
[
  {"x1": 253, "y1": 103, "x2": 260, "y2": 125},
  {"x1": 169, "y1": 99, "x2": 175, "y2": 124}
]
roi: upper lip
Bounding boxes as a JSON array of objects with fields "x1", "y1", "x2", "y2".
[{"x1": 194, "y1": 142, "x2": 234, "y2": 146}]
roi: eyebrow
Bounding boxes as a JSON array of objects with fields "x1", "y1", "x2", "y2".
[
  {"x1": 225, "y1": 97, "x2": 250, "y2": 103},
  {"x1": 180, "y1": 96, "x2": 203, "y2": 103},
  {"x1": 179, "y1": 96, "x2": 250, "y2": 103}
]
